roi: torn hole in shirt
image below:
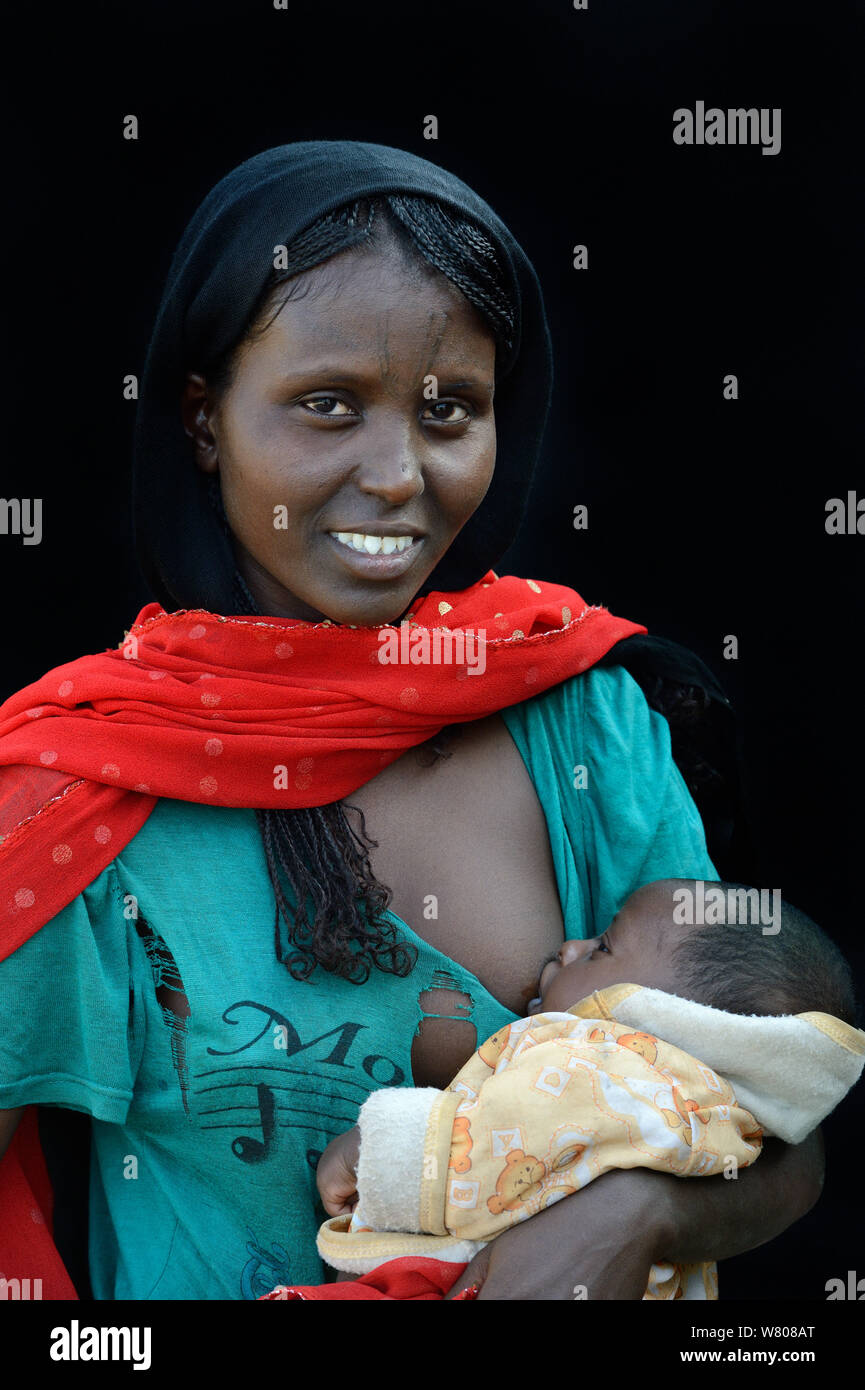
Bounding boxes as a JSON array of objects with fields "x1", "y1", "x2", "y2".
[{"x1": 410, "y1": 968, "x2": 477, "y2": 1087}]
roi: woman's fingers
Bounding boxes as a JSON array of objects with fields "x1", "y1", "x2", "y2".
[{"x1": 443, "y1": 1247, "x2": 492, "y2": 1299}]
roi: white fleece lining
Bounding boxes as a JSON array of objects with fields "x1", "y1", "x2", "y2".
[
  {"x1": 613, "y1": 989, "x2": 865, "y2": 1145},
  {"x1": 316, "y1": 1221, "x2": 486, "y2": 1276},
  {"x1": 354, "y1": 1086, "x2": 440, "y2": 1232}
]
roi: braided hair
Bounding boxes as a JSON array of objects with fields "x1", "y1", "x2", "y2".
[{"x1": 202, "y1": 195, "x2": 515, "y2": 985}]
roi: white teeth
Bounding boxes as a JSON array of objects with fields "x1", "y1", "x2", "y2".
[{"x1": 330, "y1": 532, "x2": 415, "y2": 556}]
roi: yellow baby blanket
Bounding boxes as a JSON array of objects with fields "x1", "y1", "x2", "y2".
[{"x1": 318, "y1": 984, "x2": 865, "y2": 1299}]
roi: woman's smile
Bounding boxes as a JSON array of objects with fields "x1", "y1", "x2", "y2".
[
  {"x1": 324, "y1": 530, "x2": 426, "y2": 583},
  {"x1": 183, "y1": 222, "x2": 497, "y2": 628}
]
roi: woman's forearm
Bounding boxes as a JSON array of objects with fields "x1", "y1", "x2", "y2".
[
  {"x1": 654, "y1": 1128, "x2": 825, "y2": 1264},
  {"x1": 449, "y1": 1128, "x2": 826, "y2": 1299}
]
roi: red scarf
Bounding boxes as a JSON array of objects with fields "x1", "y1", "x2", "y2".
[{"x1": 0, "y1": 570, "x2": 645, "y2": 1299}]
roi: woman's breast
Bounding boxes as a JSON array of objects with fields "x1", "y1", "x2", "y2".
[{"x1": 342, "y1": 711, "x2": 566, "y2": 1084}]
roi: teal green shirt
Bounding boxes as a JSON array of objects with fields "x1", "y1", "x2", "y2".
[{"x1": 0, "y1": 666, "x2": 716, "y2": 1299}]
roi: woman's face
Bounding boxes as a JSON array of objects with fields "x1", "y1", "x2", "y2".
[{"x1": 183, "y1": 227, "x2": 497, "y2": 625}]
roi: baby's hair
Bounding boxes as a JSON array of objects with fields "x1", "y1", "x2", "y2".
[{"x1": 670, "y1": 882, "x2": 860, "y2": 1025}]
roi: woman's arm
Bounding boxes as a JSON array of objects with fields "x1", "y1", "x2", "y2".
[
  {"x1": 657, "y1": 1130, "x2": 824, "y2": 1265},
  {"x1": 446, "y1": 1128, "x2": 824, "y2": 1300}
]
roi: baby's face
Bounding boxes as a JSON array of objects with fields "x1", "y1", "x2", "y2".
[{"x1": 528, "y1": 880, "x2": 692, "y2": 1015}]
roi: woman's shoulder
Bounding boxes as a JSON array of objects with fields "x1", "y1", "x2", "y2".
[
  {"x1": 1, "y1": 791, "x2": 260, "y2": 965},
  {"x1": 499, "y1": 661, "x2": 653, "y2": 748},
  {"x1": 496, "y1": 659, "x2": 690, "y2": 817}
]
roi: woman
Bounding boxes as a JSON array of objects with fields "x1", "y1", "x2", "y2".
[{"x1": 0, "y1": 141, "x2": 821, "y2": 1301}]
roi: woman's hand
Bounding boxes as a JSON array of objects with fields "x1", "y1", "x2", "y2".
[
  {"x1": 315, "y1": 1125, "x2": 361, "y2": 1217},
  {"x1": 446, "y1": 1167, "x2": 663, "y2": 1300},
  {"x1": 445, "y1": 1128, "x2": 825, "y2": 1300}
]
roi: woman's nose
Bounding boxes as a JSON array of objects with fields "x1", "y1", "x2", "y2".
[{"x1": 352, "y1": 417, "x2": 426, "y2": 504}]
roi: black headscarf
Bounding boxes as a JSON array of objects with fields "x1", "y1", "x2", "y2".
[
  {"x1": 130, "y1": 139, "x2": 757, "y2": 884},
  {"x1": 132, "y1": 140, "x2": 552, "y2": 614}
]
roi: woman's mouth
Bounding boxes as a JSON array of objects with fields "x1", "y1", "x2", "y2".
[{"x1": 325, "y1": 530, "x2": 425, "y2": 578}]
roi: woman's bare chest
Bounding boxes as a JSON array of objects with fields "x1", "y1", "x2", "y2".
[{"x1": 341, "y1": 713, "x2": 565, "y2": 1084}]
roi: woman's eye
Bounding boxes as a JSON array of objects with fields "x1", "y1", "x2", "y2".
[
  {"x1": 422, "y1": 400, "x2": 471, "y2": 423},
  {"x1": 302, "y1": 397, "x2": 354, "y2": 417}
]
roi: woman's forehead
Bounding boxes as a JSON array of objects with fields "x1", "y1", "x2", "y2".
[{"x1": 242, "y1": 262, "x2": 497, "y2": 372}]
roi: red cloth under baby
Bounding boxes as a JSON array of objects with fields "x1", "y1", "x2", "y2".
[{"x1": 259, "y1": 1258, "x2": 475, "y2": 1300}]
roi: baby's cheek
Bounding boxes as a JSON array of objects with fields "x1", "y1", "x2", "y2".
[{"x1": 543, "y1": 968, "x2": 585, "y2": 1012}]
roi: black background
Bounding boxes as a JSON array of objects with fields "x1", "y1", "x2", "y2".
[{"x1": 3, "y1": 0, "x2": 863, "y2": 1302}]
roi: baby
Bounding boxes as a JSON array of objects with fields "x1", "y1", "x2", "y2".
[{"x1": 267, "y1": 877, "x2": 864, "y2": 1301}]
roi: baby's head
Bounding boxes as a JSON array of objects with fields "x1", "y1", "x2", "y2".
[{"x1": 529, "y1": 878, "x2": 859, "y2": 1024}]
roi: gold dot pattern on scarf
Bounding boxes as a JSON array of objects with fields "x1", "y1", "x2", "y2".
[
  {"x1": 205, "y1": 738, "x2": 223, "y2": 756},
  {"x1": 15, "y1": 888, "x2": 35, "y2": 908},
  {"x1": 188, "y1": 625, "x2": 207, "y2": 640},
  {"x1": 94, "y1": 825, "x2": 112, "y2": 844},
  {"x1": 525, "y1": 666, "x2": 539, "y2": 684},
  {"x1": 39, "y1": 750, "x2": 58, "y2": 764},
  {"x1": 52, "y1": 844, "x2": 73, "y2": 865},
  {"x1": 275, "y1": 643, "x2": 293, "y2": 658},
  {"x1": 199, "y1": 776, "x2": 218, "y2": 795},
  {"x1": 101, "y1": 764, "x2": 121, "y2": 780},
  {"x1": 399, "y1": 687, "x2": 419, "y2": 706},
  {"x1": 511, "y1": 629, "x2": 525, "y2": 640},
  {"x1": 438, "y1": 602, "x2": 453, "y2": 615},
  {"x1": 201, "y1": 692, "x2": 221, "y2": 706},
  {"x1": 494, "y1": 613, "x2": 509, "y2": 630},
  {"x1": 58, "y1": 680, "x2": 74, "y2": 697},
  {"x1": 527, "y1": 580, "x2": 542, "y2": 593},
  {"x1": 562, "y1": 606, "x2": 572, "y2": 624}
]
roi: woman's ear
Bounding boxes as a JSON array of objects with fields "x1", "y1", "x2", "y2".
[{"x1": 182, "y1": 373, "x2": 220, "y2": 474}]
